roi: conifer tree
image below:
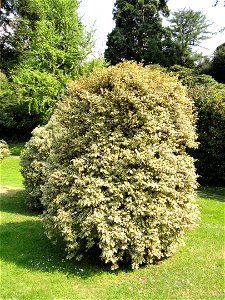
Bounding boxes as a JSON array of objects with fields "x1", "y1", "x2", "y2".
[
  {"x1": 0, "y1": 0, "x2": 93, "y2": 139},
  {"x1": 104, "y1": 0, "x2": 176, "y2": 66},
  {"x1": 168, "y1": 9, "x2": 211, "y2": 67},
  {"x1": 209, "y1": 43, "x2": 225, "y2": 83}
]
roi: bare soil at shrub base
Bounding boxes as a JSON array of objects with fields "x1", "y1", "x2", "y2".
[{"x1": 0, "y1": 185, "x2": 23, "y2": 194}]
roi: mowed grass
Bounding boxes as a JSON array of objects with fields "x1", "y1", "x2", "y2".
[
  {"x1": 0, "y1": 156, "x2": 23, "y2": 187},
  {"x1": 0, "y1": 141, "x2": 25, "y2": 187},
  {"x1": 0, "y1": 156, "x2": 224, "y2": 299}
]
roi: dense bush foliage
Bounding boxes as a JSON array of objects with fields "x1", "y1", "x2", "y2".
[
  {"x1": 189, "y1": 85, "x2": 225, "y2": 185},
  {"x1": 169, "y1": 65, "x2": 225, "y2": 185},
  {"x1": 0, "y1": 140, "x2": 10, "y2": 160},
  {"x1": 209, "y1": 43, "x2": 225, "y2": 83},
  {"x1": 21, "y1": 61, "x2": 199, "y2": 269},
  {"x1": 0, "y1": 68, "x2": 61, "y2": 140},
  {"x1": 20, "y1": 124, "x2": 54, "y2": 210}
]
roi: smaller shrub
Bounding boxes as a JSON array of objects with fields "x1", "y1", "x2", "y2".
[
  {"x1": 168, "y1": 65, "x2": 216, "y2": 87},
  {"x1": 0, "y1": 140, "x2": 11, "y2": 160}
]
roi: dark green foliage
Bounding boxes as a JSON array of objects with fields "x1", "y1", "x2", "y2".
[
  {"x1": 209, "y1": 43, "x2": 225, "y2": 83},
  {"x1": 8, "y1": 141, "x2": 25, "y2": 156},
  {"x1": 169, "y1": 65, "x2": 216, "y2": 87},
  {"x1": 196, "y1": 56, "x2": 212, "y2": 75},
  {"x1": 169, "y1": 65, "x2": 225, "y2": 185},
  {"x1": 0, "y1": 70, "x2": 48, "y2": 140},
  {"x1": 190, "y1": 85, "x2": 225, "y2": 185},
  {"x1": 104, "y1": 0, "x2": 177, "y2": 67},
  {"x1": 0, "y1": 0, "x2": 42, "y2": 74}
]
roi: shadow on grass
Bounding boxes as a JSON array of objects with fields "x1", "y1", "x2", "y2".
[
  {"x1": 8, "y1": 141, "x2": 26, "y2": 156},
  {"x1": 198, "y1": 186, "x2": 225, "y2": 203},
  {"x1": 3, "y1": 187, "x2": 224, "y2": 280},
  {"x1": 0, "y1": 189, "x2": 38, "y2": 217},
  {"x1": 0, "y1": 190, "x2": 132, "y2": 278},
  {"x1": 0, "y1": 218, "x2": 116, "y2": 279}
]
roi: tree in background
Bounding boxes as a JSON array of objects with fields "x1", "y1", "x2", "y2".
[
  {"x1": 209, "y1": 43, "x2": 225, "y2": 83},
  {"x1": 0, "y1": 0, "x2": 94, "y2": 140},
  {"x1": 168, "y1": 9, "x2": 211, "y2": 67},
  {"x1": 214, "y1": 0, "x2": 225, "y2": 6},
  {"x1": 104, "y1": 0, "x2": 177, "y2": 67},
  {"x1": 0, "y1": 0, "x2": 42, "y2": 74},
  {"x1": 23, "y1": 0, "x2": 93, "y2": 78},
  {"x1": 10, "y1": 0, "x2": 93, "y2": 117}
]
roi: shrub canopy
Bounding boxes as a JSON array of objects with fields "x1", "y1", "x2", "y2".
[{"x1": 21, "y1": 61, "x2": 199, "y2": 269}]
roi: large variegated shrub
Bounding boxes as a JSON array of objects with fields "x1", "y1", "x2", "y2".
[
  {"x1": 20, "y1": 124, "x2": 54, "y2": 211},
  {"x1": 21, "y1": 61, "x2": 199, "y2": 269}
]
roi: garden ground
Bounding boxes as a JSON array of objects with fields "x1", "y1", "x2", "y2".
[{"x1": 0, "y1": 154, "x2": 224, "y2": 299}]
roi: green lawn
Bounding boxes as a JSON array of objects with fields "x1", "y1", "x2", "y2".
[
  {"x1": 0, "y1": 141, "x2": 25, "y2": 187},
  {"x1": 0, "y1": 156, "x2": 23, "y2": 187},
  {"x1": 0, "y1": 155, "x2": 224, "y2": 299}
]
